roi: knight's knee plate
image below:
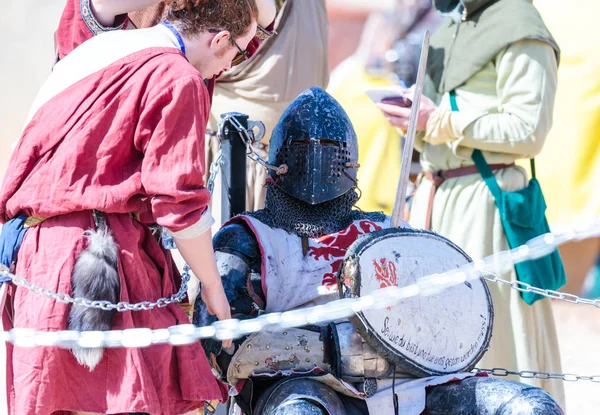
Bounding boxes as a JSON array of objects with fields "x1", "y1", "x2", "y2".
[
  {"x1": 425, "y1": 377, "x2": 564, "y2": 415},
  {"x1": 254, "y1": 378, "x2": 346, "y2": 415},
  {"x1": 497, "y1": 386, "x2": 564, "y2": 415}
]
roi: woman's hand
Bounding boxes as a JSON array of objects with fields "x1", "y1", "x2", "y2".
[
  {"x1": 377, "y1": 86, "x2": 438, "y2": 132},
  {"x1": 201, "y1": 281, "x2": 233, "y2": 349}
]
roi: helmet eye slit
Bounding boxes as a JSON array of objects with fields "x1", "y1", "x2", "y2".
[{"x1": 318, "y1": 138, "x2": 338, "y2": 146}]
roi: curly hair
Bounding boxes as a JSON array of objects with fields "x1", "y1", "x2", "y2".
[{"x1": 166, "y1": 0, "x2": 259, "y2": 38}]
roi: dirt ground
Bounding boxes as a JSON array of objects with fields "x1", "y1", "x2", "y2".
[{"x1": 552, "y1": 301, "x2": 600, "y2": 414}]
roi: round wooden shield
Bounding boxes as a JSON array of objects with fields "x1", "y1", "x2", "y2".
[{"x1": 338, "y1": 228, "x2": 493, "y2": 377}]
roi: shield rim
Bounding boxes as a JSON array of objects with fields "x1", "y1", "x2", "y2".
[{"x1": 337, "y1": 227, "x2": 494, "y2": 377}]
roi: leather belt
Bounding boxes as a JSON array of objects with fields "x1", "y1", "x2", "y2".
[{"x1": 422, "y1": 163, "x2": 515, "y2": 230}]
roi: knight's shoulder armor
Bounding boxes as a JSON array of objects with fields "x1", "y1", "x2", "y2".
[
  {"x1": 213, "y1": 219, "x2": 261, "y2": 261},
  {"x1": 350, "y1": 210, "x2": 387, "y2": 224}
]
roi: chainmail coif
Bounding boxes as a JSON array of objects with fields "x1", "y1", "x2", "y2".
[{"x1": 247, "y1": 183, "x2": 386, "y2": 238}]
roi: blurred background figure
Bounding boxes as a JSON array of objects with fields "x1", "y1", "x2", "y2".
[{"x1": 327, "y1": 0, "x2": 441, "y2": 214}]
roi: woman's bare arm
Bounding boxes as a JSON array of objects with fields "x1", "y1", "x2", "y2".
[{"x1": 256, "y1": 0, "x2": 276, "y2": 27}]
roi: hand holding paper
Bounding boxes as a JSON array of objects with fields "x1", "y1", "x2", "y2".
[{"x1": 374, "y1": 85, "x2": 437, "y2": 132}]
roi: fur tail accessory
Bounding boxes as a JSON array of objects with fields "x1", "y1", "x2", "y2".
[{"x1": 68, "y1": 211, "x2": 120, "y2": 371}]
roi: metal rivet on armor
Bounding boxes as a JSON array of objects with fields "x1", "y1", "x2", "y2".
[
  {"x1": 321, "y1": 347, "x2": 324, "y2": 351},
  {"x1": 247, "y1": 344, "x2": 252, "y2": 349},
  {"x1": 283, "y1": 332, "x2": 288, "y2": 335},
  {"x1": 306, "y1": 358, "x2": 311, "y2": 363},
  {"x1": 304, "y1": 346, "x2": 309, "y2": 351},
  {"x1": 266, "y1": 345, "x2": 271, "y2": 350},
  {"x1": 285, "y1": 346, "x2": 290, "y2": 350},
  {"x1": 254, "y1": 362, "x2": 259, "y2": 366}
]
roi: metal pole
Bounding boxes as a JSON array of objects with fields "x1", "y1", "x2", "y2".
[{"x1": 220, "y1": 113, "x2": 248, "y2": 223}]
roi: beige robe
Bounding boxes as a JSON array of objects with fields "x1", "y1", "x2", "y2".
[{"x1": 410, "y1": 39, "x2": 565, "y2": 407}]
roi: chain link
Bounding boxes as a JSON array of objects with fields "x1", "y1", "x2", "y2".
[
  {"x1": 223, "y1": 114, "x2": 288, "y2": 175},
  {"x1": 475, "y1": 368, "x2": 600, "y2": 383},
  {"x1": 206, "y1": 148, "x2": 223, "y2": 195},
  {"x1": 483, "y1": 275, "x2": 600, "y2": 308},
  {"x1": 0, "y1": 264, "x2": 191, "y2": 312},
  {"x1": 0, "y1": 218, "x2": 598, "y2": 348},
  {"x1": 206, "y1": 114, "x2": 286, "y2": 196}
]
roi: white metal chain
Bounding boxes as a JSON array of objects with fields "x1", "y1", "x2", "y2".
[
  {"x1": 206, "y1": 113, "x2": 284, "y2": 196},
  {"x1": 0, "y1": 264, "x2": 191, "y2": 312},
  {"x1": 224, "y1": 115, "x2": 287, "y2": 175},
  {"x1": 484, "y1": 275, "x2": 600, "y2": 308},
  {"x1": 474, "y1": 368, "x2": 600, "y2": 383},
  {"x1": 206, "y1": 148, "x2": 223, "y2": 195},
  {"x1": 0, "y1": 217, "x2": 598, "y2": 349}
]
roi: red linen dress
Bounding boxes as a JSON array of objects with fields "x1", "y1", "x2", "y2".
[{"x1": 0, "y1": 46, "x2": 227, "y2": 414}]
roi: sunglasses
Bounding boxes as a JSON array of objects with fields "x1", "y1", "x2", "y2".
[
  {"x1": 230, "y1": 37, "x2": 250, "y2": 66},
  {"x1": 211, "y1": 25, "x2": 275, "y2": 67}
]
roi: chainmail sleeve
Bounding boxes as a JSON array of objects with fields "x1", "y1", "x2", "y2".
[{"x1": 193, "y1": 221, "x2": 264, "y2": 379}]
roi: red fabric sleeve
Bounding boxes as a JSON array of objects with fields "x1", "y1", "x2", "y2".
[
  {"x1": 136, "y1": 75, "x2": 212, "y2": 233},
  {"x1": 265, "y1": 21, "x2": 276, "y2": 32},
  {"x1": 246, "y1": 36, "x2": 262, "y2": 58},
  {"x1": 55, "y1": 0, "x2": 128, "y2": 60}
]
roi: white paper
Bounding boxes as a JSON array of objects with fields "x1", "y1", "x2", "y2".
[{"x1": 364, "y1": 86, "x2": 408, "y2": 104}]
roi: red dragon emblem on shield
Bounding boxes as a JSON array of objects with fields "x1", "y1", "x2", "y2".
[
  {"x1": 307, "y1": 220, "x2": 383, "y2": 290},
  {"x1": 373, "y1": 258, "x2": 398, "y2": 310},
  {"x1": 373, "y1": 258, "x2": 398, "y2": 288}
]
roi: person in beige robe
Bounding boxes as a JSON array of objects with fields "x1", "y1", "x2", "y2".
[{"x1": 378, "y1": 0, "x2": 565, "y2": 407}]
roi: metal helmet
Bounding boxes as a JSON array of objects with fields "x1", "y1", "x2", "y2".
[{"x1": 268, "y1": 87, "x2": 359, "y2": 205}]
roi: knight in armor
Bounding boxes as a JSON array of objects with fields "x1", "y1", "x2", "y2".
[{"x1": 194, "y1": 87, "x2": 563, "y2": 415}]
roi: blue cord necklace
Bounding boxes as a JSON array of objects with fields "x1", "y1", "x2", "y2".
[{"x1": 161, "y1": 21, "x2": 186, "y2": 55}]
